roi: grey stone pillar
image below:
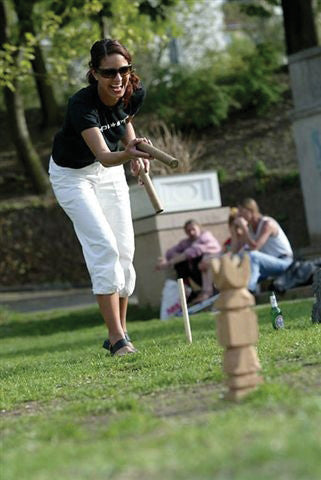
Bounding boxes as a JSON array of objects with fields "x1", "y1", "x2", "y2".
[{"x1": 288, "y1": 46, "x2": 321, "y2": 245}]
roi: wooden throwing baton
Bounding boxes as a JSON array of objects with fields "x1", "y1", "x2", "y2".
[
  {"x1": 137, "y1": 143, "x2": 179, "y2": 169},
  {"x1": 138, "y1": 159, "x2": 164, "y2": 214}
]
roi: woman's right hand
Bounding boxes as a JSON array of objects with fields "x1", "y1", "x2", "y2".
[{"x1": 124, "y1": 138, "x2": 152, "y2": 161}]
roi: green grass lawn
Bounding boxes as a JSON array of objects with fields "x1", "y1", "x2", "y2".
[{"x1": 1, "y1": 299, "x2": 320, "y2": 480}]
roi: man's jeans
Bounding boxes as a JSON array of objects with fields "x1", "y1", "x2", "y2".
[{"x1": 248, "y1": 251, "x2": 293, "y2": 292}]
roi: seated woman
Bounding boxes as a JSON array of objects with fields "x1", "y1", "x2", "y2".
[
  {"x1": 195, "y1": 208, "x2": 247, "y2": 302},
  {"x1": 235, "y1": 198, "x2": 294, "y2": 293},
  {"x1": 155, "y1": 219, "x2": 221, "y2": 304},
  {"x1": 222, "y1": 207, "x2": 248, "y2": 254}
]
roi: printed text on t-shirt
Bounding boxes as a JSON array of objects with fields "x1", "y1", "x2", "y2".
[{"x1": 100, "y1": 115, "x2": 129, "y2": 132}]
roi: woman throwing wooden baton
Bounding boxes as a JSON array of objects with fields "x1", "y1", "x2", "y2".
[{"x1": 49, "y1": 39, "x2": 152, "y2": 356}]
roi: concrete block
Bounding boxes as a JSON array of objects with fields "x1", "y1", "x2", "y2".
[
  {"x1": 289, "y1": 46, "x2": 321, "y2": 111},
  {"x1": 291, "y1": 112, "x2": 321, "y2": 244},
  {"x1": 289, "y1": 46, "x2": 321, "y2": 245}
]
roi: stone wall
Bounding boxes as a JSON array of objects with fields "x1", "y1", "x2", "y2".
[{"x1": 0, "y1": 198, "x2": 89, "y2": 289}]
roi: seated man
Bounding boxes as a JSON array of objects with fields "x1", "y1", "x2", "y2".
[
  {"x1": 235, "y1": 198, "x2": 293, "y2": 293},
  {"x1": 155, "y1": 219, "x2": 221, "y2": 303}
]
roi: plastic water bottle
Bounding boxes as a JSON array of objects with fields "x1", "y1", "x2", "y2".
[{"x1": 270, "y1": 291, "x2": 284, "y2": 329}]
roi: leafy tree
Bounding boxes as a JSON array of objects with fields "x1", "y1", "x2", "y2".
[
  {"x1": 143, "y1": 39, "x2": 285, "y2": 130},
  {"x1": 0, "y1": 0, "x2": 194, "y2": 194},
  {"x1": 0, "y1": 0, "x2": 50, "y2": 194},
  {"x1": 13, "y1": 0, "x2": 61, "y2": 127},
  {"x1": 226, "y1": 0, "x2": 319, "y2": 55}
]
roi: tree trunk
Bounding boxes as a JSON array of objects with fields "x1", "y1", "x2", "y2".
[
  {"x1": 31, "y1": 43, "x2": 61, "y2": 127},
  {"x1": 13, "y1": 0, "x2": 61, "y2": 128},
  {"x1": 4, "y1": 84, "x2": 50, "y2": 194},
  {"x1": 281, "y1": 0, "x2": 319, "y2": 55},
  {"x1": 0, "y1": 0, "x2": 50, "y2": 194},
  {"x1": 99, "y1": 11, "x2": 110, "y2": 38}
]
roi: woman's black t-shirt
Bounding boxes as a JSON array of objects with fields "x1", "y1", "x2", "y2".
[{"x1": 52, "y1": 83, "x2": 145, "y2": 168}]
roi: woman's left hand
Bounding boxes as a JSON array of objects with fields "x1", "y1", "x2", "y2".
[
  {"x1": 130, "y1": 157, "x2": 150, "y2": 177},
  {"x1": 130, "y1": 138, "x2": 152, "y2": 182}
]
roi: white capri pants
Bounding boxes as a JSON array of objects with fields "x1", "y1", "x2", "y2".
[{"x1": 49, "y1": 158, "x2": 135, "y2": 296}]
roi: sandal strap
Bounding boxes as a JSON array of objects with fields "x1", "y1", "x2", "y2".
[
  {"x1": 103, "y1": 333, "x2": 131, "y2": 351},
  {"x1": 110, "y1": 338, "x2": 129, "y2": 355},
  {"x1": 102, "y1": 339, "x2": 111, "y2": 351},
  {"x1": 124, "y1": 332, "x2": 131, "y2": 342}
]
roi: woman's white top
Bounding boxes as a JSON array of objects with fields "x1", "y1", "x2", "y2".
[{"x1": 251, "y1": 216, "x2": 293, "y2": 258}]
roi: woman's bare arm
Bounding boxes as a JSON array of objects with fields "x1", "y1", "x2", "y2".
[
  {"x1": 235, "y1": 217, "x2": 275, "y2": 250},
  {"x1": 81, "y1": 127, "x2": 150, "y2": 167}
]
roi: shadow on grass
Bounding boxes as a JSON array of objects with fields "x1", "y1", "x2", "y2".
[
  {"x1": 0, "y1": 304, "x2": 161, "y2": 339},
  {"x1": 1, "y1": 337, "x2": 102, "y2": 363}
]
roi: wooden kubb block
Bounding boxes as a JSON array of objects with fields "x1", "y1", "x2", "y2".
[
  {"x1": 217, "y1": 308, "x2": 258, "y2": 347},
  {"x1": 225, "y1": 386, "x2": 259, "y2": 401},
  {"x1": 226, "y1": 372, "x2": 263, "y2": 389},
  {"x1": 212, "y1": 254, "x2": 251, "y2": 290},
  {"x1": 223, "y1": 346, "x2": 261, "y2": 375},
  {"x1": 214, "y1": 288, "x2": 255, "y2": 311}
]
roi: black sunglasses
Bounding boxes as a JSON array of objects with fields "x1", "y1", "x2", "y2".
[{"x1": 96, "y1": 64, "x2": 132, "y2": 79}]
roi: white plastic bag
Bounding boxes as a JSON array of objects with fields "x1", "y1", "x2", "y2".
[{"x1": 160, "y1": 279, "x2": 191, "y2": 320}]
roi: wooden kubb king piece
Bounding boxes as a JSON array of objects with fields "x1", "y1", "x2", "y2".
[{"x1": 212, "y1": 254, "x2": 263, "y2": 400}]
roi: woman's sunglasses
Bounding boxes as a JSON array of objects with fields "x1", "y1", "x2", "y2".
[{"x1": 96, "y1": 65, "x2": 132, "y2": 79}]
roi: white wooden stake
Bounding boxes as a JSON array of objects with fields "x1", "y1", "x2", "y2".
[{"x1": 177, "y1": 278, "x2": 192, "y2": 343}]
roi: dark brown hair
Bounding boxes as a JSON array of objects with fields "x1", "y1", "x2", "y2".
[{"x1": 87, "y1": 39, "x2": 140, "y2": 107}]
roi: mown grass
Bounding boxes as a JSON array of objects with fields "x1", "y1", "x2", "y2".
[{"x1": 1, "y1": 299, "x2": 320, "y2": 480}]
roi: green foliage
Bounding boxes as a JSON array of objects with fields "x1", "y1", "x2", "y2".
[
  {"x1": 236, "y1": 0, "x2": 280, "y2": 18},
  {"x1": 232, "y1": 43, "x2": 286, "y2": 113},
  {"x1": 0, "y1": 41, "x2": 35, "y2": 91},
  {"x1": 254, "y1": 160, "x2": 268, "y2": 179},
  {"x1": 280, "y1": 170, "x2": 300, "y2": 187},
  {"x1": 143, "y1": 41, "x2": 286, "y2": 131},
  {"x1": 254, "y1": 160, "x2": 269, "y2": 193},
  {"x1": 0, "y1": 0, "x2": 193, "y2": 94},
  {"x1": 217, "y1": 167, "x2": 228, "y2": 184}
]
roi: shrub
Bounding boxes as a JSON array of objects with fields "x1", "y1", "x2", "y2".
[
  {"x1": 139, "y1": 120, "x2": 206, "y2": 175},
  {"x1": 142, "y1": 42, "x2": 286, "y2": 131},
  {"x1": 254, "y1": 160, "x2": 268, "y2": 179}
]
